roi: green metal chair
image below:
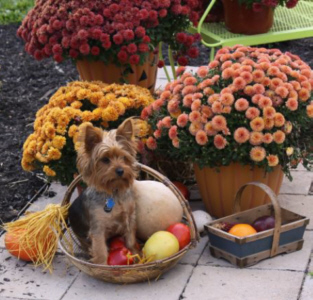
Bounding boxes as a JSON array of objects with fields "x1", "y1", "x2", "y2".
[{"x1": 194, "y1": 0, "x2": 313, "y2": 61}]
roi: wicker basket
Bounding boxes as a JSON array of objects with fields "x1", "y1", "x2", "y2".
[{"x1": 58, "y1": 163, "x2": 199, "y2": 284}]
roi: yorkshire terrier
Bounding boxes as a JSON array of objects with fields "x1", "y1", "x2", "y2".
[{"x1": 68, "y1": 118, "x2": 139, "y2": 264}]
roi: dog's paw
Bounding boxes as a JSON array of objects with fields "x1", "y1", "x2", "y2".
[{"x1": 90, "y1": 255, "x2": 107, "y2": 265}]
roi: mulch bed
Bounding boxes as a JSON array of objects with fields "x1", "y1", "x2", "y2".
[{"x1": 0, "y1": 23, "x2": 312, "y2": 224}]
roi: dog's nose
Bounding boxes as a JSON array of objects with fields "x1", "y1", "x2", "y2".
[{"x1": 115, "y1": 168, "x2": 124, "y2": 177}]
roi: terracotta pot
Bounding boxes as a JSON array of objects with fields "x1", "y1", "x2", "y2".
[
  {"x1": 194, "y1": 163, "x2": 284, "y2": 218},
  {"x1": 76, "y1": 52, "x2": 158, "y2": 93},
  {"x1": 222, "y1": 0, "x2": 274, "y2": 35}
]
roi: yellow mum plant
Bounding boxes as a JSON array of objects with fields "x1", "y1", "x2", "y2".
[{"x1": 22, "y1": 81, "x2": 153, "y2": 185}]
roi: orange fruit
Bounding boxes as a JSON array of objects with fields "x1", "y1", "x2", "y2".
[{"x1": 228, "y1": 224, "x2": 257, "y2": 237}]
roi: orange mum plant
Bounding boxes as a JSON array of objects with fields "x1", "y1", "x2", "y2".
[
  {"x1": 22, "y1": 81, "x2": 153, "y2": 185},
  {"x1": 142, "y1": 46, "x2": 313, "y2": 179}
]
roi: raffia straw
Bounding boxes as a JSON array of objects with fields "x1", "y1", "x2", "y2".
[{"x1": 2, "y1": 203, "x2": 72, "y2": 272}]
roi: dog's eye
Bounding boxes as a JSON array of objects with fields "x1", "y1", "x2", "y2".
[{"x1": 101, "y1": 157, "x2": 110, "y2": 164}]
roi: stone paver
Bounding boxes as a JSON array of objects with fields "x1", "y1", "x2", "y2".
[
  {"x1": 280, "y1": 171, "x2": 313, "y2": 195},
  {"x1": 278, "y1": 194, "x2": 313, "y2": 230},
  {"x1": 300, "y1": 253, "x2": 313, "y2": 300},
  {"x1": 0, "y1": 249, "x2": 78, "y2": 300},
  {"x1": 179, "y1": 236, "x2": 208, "y2": 265},
  {"x1": 182, "y1": 265, "x2": 304, "y2": 300},
  {"x1": 62, "y1": 264, "x2": 193, "y2": 300}
]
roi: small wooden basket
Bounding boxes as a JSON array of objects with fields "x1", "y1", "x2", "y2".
[
  {"x1": 58, "y1": 163, "x2": 199, "y2": 283},
  {"x1": 205, "y1": 182, "x2": 309, "y2": 268}
]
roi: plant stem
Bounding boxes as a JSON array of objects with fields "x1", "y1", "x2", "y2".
[
  {"x1": 168, "y1": 46, "x2": 177, "y2": 80},
  {"x1": 159, "y1": 42, "x2": 171, "y2": 82}
]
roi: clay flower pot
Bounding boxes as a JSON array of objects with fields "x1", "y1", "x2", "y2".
[
  {"x1": 76, "y1": 52, "x2": 158, "y2": 93},
  {"x1": 222, "y1": 0, "x2": 274, "y2": 35},
  {"x1": 194, "y1": 163, "x2": 284, "y2": 218}
]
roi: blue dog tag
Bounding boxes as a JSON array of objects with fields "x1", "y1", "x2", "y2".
[{"x1": 104, "y1": 197, "x2": 115, "y2": 213}]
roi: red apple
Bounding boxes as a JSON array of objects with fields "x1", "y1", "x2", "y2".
[
  {"x1": 167, "y1": 223, "x2": 191, "y2": 250},
  {"x1": 172, "y1": 181, "x2": 190, "y2": 200},
  {"x1": 108, "y1": 247, "x2": 134, "y2": 265}
]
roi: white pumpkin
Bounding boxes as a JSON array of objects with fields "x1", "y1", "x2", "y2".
[{"x1": 133, "y1": 180, "x2": 183, "y2": 241}]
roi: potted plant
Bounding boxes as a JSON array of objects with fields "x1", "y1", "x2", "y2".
[
  {"x1": 22, "y1": 81, "x2": 154, "y2": 186},
  {"x1": 222, "y1": 0, "x2": 299, "y2": 34},
  {"x1": 141, "y1": 45, "x2": 313, "y2": 217},
  {"x1": 17, "y1": 0, "x2": 202, "y2": 92}
]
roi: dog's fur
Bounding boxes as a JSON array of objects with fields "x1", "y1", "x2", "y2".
[{"x1": 68, "y1": 119, "x2": 139, "y2": 264}]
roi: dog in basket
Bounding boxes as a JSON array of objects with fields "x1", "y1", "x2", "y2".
[{"x1": 68, "y1": 118, "x2": 140, "y2": 265}]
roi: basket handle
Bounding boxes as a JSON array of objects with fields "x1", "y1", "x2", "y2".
[
  {"x1": 233, "y1": 182, "x2": 282, "y2": 257},
  {"x1": 60, "y1": 163, "x2": 200, "y2": 245}
]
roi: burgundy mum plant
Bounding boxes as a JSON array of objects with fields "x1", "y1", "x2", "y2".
[{"x1": 17, "y1": 0, "x2": 202, "y2": 65}]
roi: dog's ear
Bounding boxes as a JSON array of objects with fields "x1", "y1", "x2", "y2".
[
  {"x1": 78, "y1": 123, "x2": 103, "y2": 153},
  {"x1": 116, "y1": 118, "x2": 134, "y2": 141}
]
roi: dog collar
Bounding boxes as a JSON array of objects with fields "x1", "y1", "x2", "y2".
[{"x1": 104, "y1": 197, "x2": 115, "y2": 213}]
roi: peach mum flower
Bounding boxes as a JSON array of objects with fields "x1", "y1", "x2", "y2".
[
  {"x1": 250, "y1": 146, "x2": 266, "y2": 162},
  {"x1": 300, "y1": 68, "x2": 312, "y2": 78},
  {"x1": 222, "y1": 68, "x2": 233, "y2": 79},
  {"x1": 263, "y1": 106, "x2": 276, "y2": 119},
  {"x1": 201, "y1": 105, "x2": 213, "y2": 118},
  {"x1": 252, "y1": 94, "x2": 263, "y2": 105},
  {"x1": 221, "y1": 87, "x2": 233, "y2": 94},
  {"x1": 241, "y1": 65, "x2": 253, "y2": 73},
  {"x1": 286, "y1": 147, "x2": 294, "y2": 156},
  {"x1": 275, "y1": 86, "x2": 289, "y2": 98},
  {"x1": 212, "y1": 101, "x2": 223, "y2": 114},
  {"x1": 245, "y1": 107, "x2": 260, "y2": 120},
  {"x1": 160, "y1": 90, "x2": 171, "y2": 100},
  {"x1": 301, "y1": 81, "x2": 312, "y2": 90},
  {"x1": 173, "y1": 84, "x2": 184, "y2": 95},
  {"x1": 252, "y1": 69, "x2": 265, "y2": 83},
  {"x1": 191, "y1": 99, "x2": 202, "y2": 111},
  {"x1": 177, "y1": 113, "x2": 189, "y2": 128},
  {"x1": 267, "y1": 66, "x2": 280, "y2": 76},
  {"x1": 250, "y1": 117, "x2": 265, "y2": 132},
  {"x1": 286, "y1": 98, "x2": 298, "y2": 111},
  {"x1": 176, "y1": 66, "x2": 186, "y2": 77},
  {"x1": 182, "y1": 85, "x2": 197, "y2": 96},
  {"x1": 197, "y1": 66, "x2": 208, "y2": 78},
  {"x1": 232, "y1": 62, "x2": 241, "y2": 70},
  {"x1": 253, "y1": 84, "x2": 265, "y2": 94},
  {"x1": 232, "y1": 69, "x2": 241, "y2": 78},
  {"x1": 183, "y1": 77, "x2": 197, "y2": 86},
  {"x1": 214, "y1": 134, "x2": 227, "y2": 149},
  {"x1": 263, "y1": 133, "x2": 273, "y2": 144},
  {"x1": 153, "y1": 129, "x2": 161, "y2": 139},
  {"x1": 234, "y1": 98, "x2": 249, "y2": 111},
  {"x1": 222, "y1": 106, "x2": 232, "y2": 114},
  {"x1": 172, "y1": 137, "x2": 180, "y2": 148},
  {"x1": 146, "y1": 137, "x2": 157, "y2": 150},
  {"x1": 289, "y1": 90, "x2": 298, "y2": 100},
  {"x1": 274, "y1": 113, "x2": 285, "y2": 127},
  {"x1": 167, "y1": 100, "x2": 179, "y2": 113},
  {"x1": 162, "y1": 116, "x2": 172, "y2": 128},
  {"x1": 270, "y1": 78, "x2": 284, "y2": 91},
  {"x1": 189, "y1": 111, "x2": 201, "y2": 123},
  {"x1": 204, "y1": 122, "x2": 217, "y2": 136},
  {"x1": 189, "y1": 122, "x2": 203, "y2": 136},
  {"x1": 233, "y1": 77, "x2": 247, "y2": 90},
  {"x1": 220, "y1": 93, "x2": 235, "y2": 106},
  {"x1": 208, "y1": 60, "x2": 219, "y2": 69},
  {"x1": 152, "y1": 99, "x2": 164, "y2": 111},
  {"x1": 264, "y1": 118, "x2": 274, "y2": 130},
  {"x1": 211, "y1": 115, "x2": 227, "y2": 131},
  {"x1": 193, "y1": 92, "x2": 204, "y2": 100},
  {"x1": 200, "y1": 78, "x2": 214, "y2": 88},
  {"x1": 183, "y1": 95, "x2": 193, "y2": 107},
  {"x1": 244, "y1": 85, "x2": 255, "y2": 96},
  {"x1": 283, "y1": 83, "x2": 293, "y2": 91},
  {"x1": 241, "y1": 71, "x2": 253, "y2": 84},
  {"x1": 267, "y1": 155, "x2": 279, "y2": 167},
  {"x1": 262, "y1": 77, "x2": 271, "y2": 86},
  {"x1": 298, "y1": 88, "x2": 310, "y2": 101},
  {"x1": 307, "y1": 104, "x2": 313, "y2": 118},
  {"x1": 195, "y1": 130, "x2": 208, "y2": 145},
  {"x1": 221, "y1": 60, "x2": 232, "y2": 70},
  {"x1": 168, "y1": 125, "x2": 178, "y2": 140},
  {"x1": 250, "y1": 131, "x2": 263, "y2": 146},
  {"x1": 273, "y1": 130, "x2": 286, "y2": 144},
  {"x1": 208, "y1": 94, "x2": 219, "y2": 104},
  {"x1": 258, "y1": 96, "x2": 273, "y2": 109},
  {"x1": 234, "y1": 127, "x2": 250, "y2": 143},
  {"x1": 203, "y1": 87, "x2": 214, "y2": 96},
  {"x1": 290, "y1": 80, "x2": 301, "y2": 90},
  {"x1": 290, "y1": 70, "x2": 300, "y2": 80}
]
